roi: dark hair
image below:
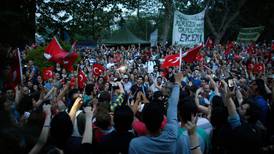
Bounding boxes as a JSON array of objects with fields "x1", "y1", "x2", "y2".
[
  {"x1": 211, "y1": 95, "x2": 224, "y2": 109},
  {"x1": 114, "y1": 106, "x2": 134, "y2": 132},
  {"x1": 98, "y1": 91, "x2": 111, "y2": 103},
  {"x1": 142, "y1": 102, "x2": 164, "y2": 133},
  {"x1": 241, "y1": 99, "x2": 261, "y2": 123},
  {"x1": 210, "y1": 95, "x2": 228, "y2": 128},
  {"x1": 254, "y1": 79, "x2": 267, "y2": 98},
  {"x1": 210, "y1": 106, "x2": 228, "y2": 128},
  {"x1": 50, "y1": 112, "x2": 73, "y2": 149},
  {"x1": 85, "y1": 83, "x2": 94, "y2": 96},
  {"x1": 178, "y1": 96, "x2": 198, "y2": 123},
  {"x1": 95, "y1": 111, "x2": 111, "y2": 130},
  {"x1": 137, "y1": 76, "x2": 144, "y2": 80},
  {"x1": 17, "y1": 95, "x2": 33, "y2": 115},
  {"x1": 68, "y1": 89, "x2": 79, "y2": 102}
]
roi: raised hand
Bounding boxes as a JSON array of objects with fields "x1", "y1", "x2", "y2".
[
  {"x1": 185, "y1": 114, "x2": 198, "y2": 136},
  {"x1": 84, "y1": 106, "x2": 94, "y2": 119},
  {"x1": 43, "y1": 104, "x2": 52, "y2": 116},
  {"x1": 174, "y1": 72, "x2": 184, "y2": 86}
]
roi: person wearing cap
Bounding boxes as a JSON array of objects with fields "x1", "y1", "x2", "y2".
[{"x1": 122, "y1": 74, "x2": 132, "y2": 95}]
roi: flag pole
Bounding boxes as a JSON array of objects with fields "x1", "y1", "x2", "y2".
[
  {"x1": 17, "y1": 48, "x2": 23, "y2": 85},
  {"x1": 179, "y1": 47, "x2": 182, "y2": 72}
]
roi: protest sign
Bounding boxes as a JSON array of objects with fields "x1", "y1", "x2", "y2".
[{"x1": 172, "y1": 9, "x2": 205, "y2": 47}]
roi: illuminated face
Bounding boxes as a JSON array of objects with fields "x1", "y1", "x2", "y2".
[
  {"x1": 23, "y1": 87, "x2": 30, "y2": 95},
  {"x1": 137, "y1": 77, "x2": 143, "y2": 85},
  {"x1": 6, "y1": 90, "x2": 15, "y2": 101},
  {"x1": 203, "y1": 85, "x2": 210, "y2": 94}
]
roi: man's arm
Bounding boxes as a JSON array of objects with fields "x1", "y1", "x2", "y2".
[
  {"x1": 29, "y1": 104, "x2": 52, "y2": 154},
  {"x1": 69, "y1": 97, "x2": 83, "y2": 121},
  {"x1": 167, "y1": 73, "x2": 182, "y2": 124},
  {"x1": 221, "y1": 80, "x2": 241, "y2": 128},
  {"x1": 82, "y1": 106, "x2": 94, "y2": 144},
  {"x1": 195, "y1": 88, "x2": 209, "y2": 114}
]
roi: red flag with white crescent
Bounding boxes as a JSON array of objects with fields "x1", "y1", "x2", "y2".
[
  {"x1": 161, "y1": 54, "x2": 180, "y2": 68},
  {"x1": 44, "y1": 37, "x2": 68, "y2": 62},
  {"x1": 78, "y1": 70, "x2": 87, "y2": 90},
  {"x1": 93, "y1": 64, "x2": 105, "y2": 77},
  {"x1": 253, "y1": 64, "x2": 264, "y2": 74},
  {"x1": 42, "y1": 66, "x2": 54, "y2": 80}
]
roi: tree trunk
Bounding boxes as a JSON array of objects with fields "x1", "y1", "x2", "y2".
[
  {"x1": 162, "y1": 11, "x2": 171, "y2": 44},
  {"x1": 161, "y1": 0, "x2": 173, "y2": 44}
]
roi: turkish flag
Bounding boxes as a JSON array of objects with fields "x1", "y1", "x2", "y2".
[
  {"x1": 161, "y1": 54, "x2": 180, "y2": 68},
  {"x1": 44, "y1": 37, "x2": 68, "y2": 62},
  {"x1": 4, "y1": 49, "x2": 21, "y2": 89},
  {"x1": 205, "y1": 37, "x2": 213, "y2": 49},
  {"x1": 78, "y1": 70, "x2": 88, "y2": 90},
  {"x1": 253, "y1": 64, "x2": 265, "y2": 74},
  {"x1": 224, "y1": 41, "x2": 234, "y2": 55},
  {"x1": 42, "y1": 66, "x2": 54, "y2": 80},
  {"x1": 182, "y1": 44, "x2": 203, "y2": 63},
  {"x1": 93, "y1": 64, "x2": 105, "y2": 76}
]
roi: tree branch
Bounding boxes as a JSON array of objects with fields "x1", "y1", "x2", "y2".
[{"x1": 205, "y1": 12, "x2": 218, "y2": 37}]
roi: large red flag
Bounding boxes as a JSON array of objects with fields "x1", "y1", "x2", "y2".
[
  {"x1": 42, "y1": 66, "x2": 54, "y2": 80},
  {"x1": 78, "y1": 70, "x2": 88, "y2": 90},
  {"x1": 182, "y1": 44, "x2": 203, "y2": 63},
  {"x1": 4, "y1": 49, "x2": 21, "y2": 89},
  {"x1": 224, "y1": 41, "x2": 234, "y2": 55},
  {"x1": 205, "y1": 37, "x2": 213, "y2": 49},
  {"x1": 271, "y1": 40, "x2": 274, "y2": 51},
  {"x1": 44, "y1": 37, "x2": 68, "y2": 62},
  {"x1": 161, "y1": 54, "x2": 180, "y2": 68},
  {"x1": 93, "y1": 64, "x2": 105, "y2": 77}
]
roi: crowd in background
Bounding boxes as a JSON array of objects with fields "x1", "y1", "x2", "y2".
[{"x1": 0, "y1": 41, "x2": 273, "y2": 154}]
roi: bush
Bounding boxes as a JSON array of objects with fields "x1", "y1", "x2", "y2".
[{"x1": 26, "y1": 46, "x2": 55, "y2": 70}]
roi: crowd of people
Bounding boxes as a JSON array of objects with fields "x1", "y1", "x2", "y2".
[{"x1": 0, "y1": 41, "x2": 273, "y2": 154}]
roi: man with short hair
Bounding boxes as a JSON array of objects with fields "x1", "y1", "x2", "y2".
[{"x1": 128, "y1": 73, "x2": 182, "y2": 154}]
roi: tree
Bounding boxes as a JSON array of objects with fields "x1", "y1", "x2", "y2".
[
  {"x1": 36, "y1": 0, "x2": 123, "y2": 41},
  {"x1": 205, "y1": 0, "x2": 247, "y2": 43},
  {"x1": 159, "y1": 0, "x2": 174, "y2": 44},
  {"x1": 0, "y1": 0, "x2": 36, "y2": 47}
]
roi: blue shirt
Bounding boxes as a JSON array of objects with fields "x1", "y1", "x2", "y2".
[
  {"x1": 254, "y1": 96, "x2": 269, "y2": 125},
  {"x1": 129, "y1": 85, "x2": 180, "y2": 154}
]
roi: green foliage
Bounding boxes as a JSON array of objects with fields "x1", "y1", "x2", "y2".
[
  {"x1": 37, "y1": 0, "x2": 124, "y2": 41},
  {"x1": 125, "y1": 16, "x2": 157, "y2": 41},
  {"x1": 25, "y1": 46, "x2": 55, "y2": 70}
]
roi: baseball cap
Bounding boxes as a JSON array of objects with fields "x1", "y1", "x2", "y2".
[{"x1": 123, "y1": 75, "x2": 129, "y2": 79}]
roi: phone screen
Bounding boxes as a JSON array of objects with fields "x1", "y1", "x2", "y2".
[{"x1": 228, "y1": 79, "x2": 234, "y2": 88}]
